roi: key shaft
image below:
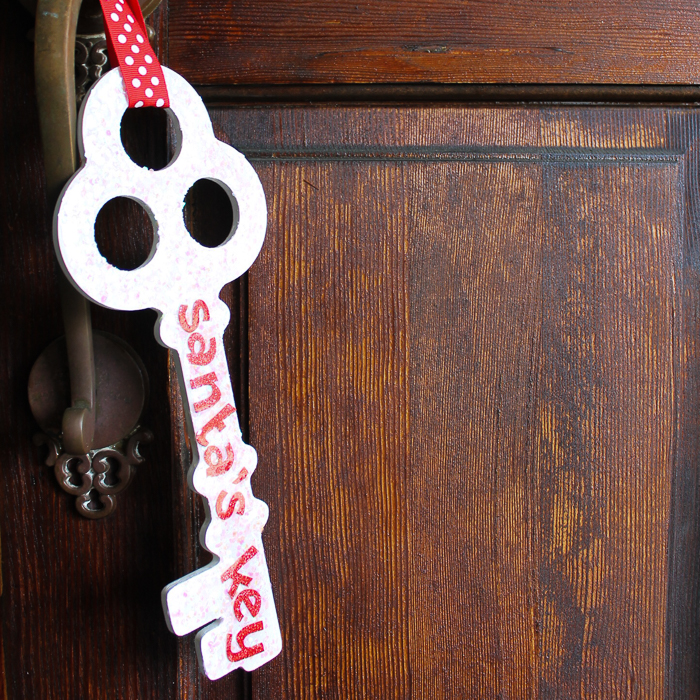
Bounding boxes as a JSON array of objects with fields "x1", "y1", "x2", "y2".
[{"x1": 160, "y1": 293, "x2": 282, "y2": 678}]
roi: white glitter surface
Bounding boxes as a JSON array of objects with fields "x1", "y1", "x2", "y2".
[{"x1": 55, "y1": 67, "x2": 281, "y2": 680}]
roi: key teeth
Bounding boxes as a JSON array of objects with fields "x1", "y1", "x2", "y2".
[
  {"x1": 163, "y1": 541, "x2": 284, "y2": 680},
  {"x1": 162, "y1": 563, "x2": 223, "y2": 637}
]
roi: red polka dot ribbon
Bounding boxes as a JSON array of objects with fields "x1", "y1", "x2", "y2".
[{"x1": 98, "y1": 0, "x2": 169, "y2": 108}]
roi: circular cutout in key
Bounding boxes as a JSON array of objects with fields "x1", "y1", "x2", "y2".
[
  {"x1": 183, "y1": 178, "x2": 239, "y2": 248},
  {"x1": 95, "y1": 196, "x2": 157, "y2": 270},
  {"x1": 120, "y1": 107, "x2": 180, "y2": 170}
]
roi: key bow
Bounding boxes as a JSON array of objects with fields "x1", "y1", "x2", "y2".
[{"x1": 55, "y1": 66, "x2": 266, "y2": 313}]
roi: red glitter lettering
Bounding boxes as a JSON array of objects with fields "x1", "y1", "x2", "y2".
[
  {"x1": 216, "y1": 490, "x2": 245, "y2": 519},
  {"x1": 221, "y1": 546, "x2": 258, "y2": 598},
  {"x1": 190, "y1": 372, "x2": 221, "y2": 412},
  {"x1": 178, "y1": 300, "x2": 210, "y2": 333},
  {"x1": 196, "y1": 404, "x2": 235, "y2": 446},
  {"x1": 226, "y1": 621, "x2": 264, "y2": 662},
  {"x1": 205, "y1": 443, "x2": 235, "y2": 477},
  {"x1": 187, "y1": 333, "x2": 216, "y2": 366},
  {"x1": 233, "y1": 589, "x2": 262, "y2": 622}
]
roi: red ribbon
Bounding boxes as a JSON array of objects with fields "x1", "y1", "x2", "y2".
[{"x1": 98, "y1": 0, "x2": 169, "y2": 109}]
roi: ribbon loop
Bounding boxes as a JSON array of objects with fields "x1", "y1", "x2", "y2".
[{"x1": 98, "y1": 0, "x2": 170, "y2": 108}]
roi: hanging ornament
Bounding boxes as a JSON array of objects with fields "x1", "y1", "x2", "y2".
[{"x1": 54, "y1": 0, "x2": 282, "y2": 680}]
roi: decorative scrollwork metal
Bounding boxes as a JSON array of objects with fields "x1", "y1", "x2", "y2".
[
  {"x1": 34, "y1": 428, "x2": 152, "y2": 519},
  {"x1": 75, "y1": 35, "x2": 109, "y2": 105},
  {"x1": 75, "y1": 26, "x2": 155, "y2": 106}
]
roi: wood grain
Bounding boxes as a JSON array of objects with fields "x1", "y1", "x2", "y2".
[
  {"x1": 202, "y1": 104, "x2": 700, "y2": 698},
  {"x1": 248, "y1": 161, "x2": 411, "y2": 699},
  {"x1": 166, "y1": 0, "x2": 700, "y2": 87},
  {"x1": 5, "y1": 0, "x2": 700, "y2": 695}
]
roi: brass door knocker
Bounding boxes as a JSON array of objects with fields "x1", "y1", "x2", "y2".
[{"x1": 27, "y1": 0, "x2": 160, "y2": 517}]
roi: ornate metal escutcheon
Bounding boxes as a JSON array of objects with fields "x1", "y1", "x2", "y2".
[{"x1": 29, "y1": 331, "x2": 151, "y2": 518}]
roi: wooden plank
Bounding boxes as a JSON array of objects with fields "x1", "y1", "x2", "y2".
[
  {"x1": 407, "y1": 158, "x2": 545, "y2": 699},
  {"x1": 209, "y1": 104, "x2": 700, "y2": 698},
  {"x1": 166, "y1": 0, "x2": 700, "y2": 86},
  {"x1": 248, "y1": 160, "x2": 411, "y2": 698}
]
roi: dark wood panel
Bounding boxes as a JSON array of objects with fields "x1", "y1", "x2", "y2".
[
  {"x1": 407, "y1": 158, "x2": 678, "y2": 697},
  {"x1": 6, "y1": 0, "x2": 700, "y2": 695},
  {"x1": 206, "y1": 105, "x2": 700, "y2": 698},
  {"x1": 166, "y1": 0, "x2": 700, "y2": 87},
  {"x1": 408, "y1": 159, "x2": 545, "y2": 699},
  {"x1": 657, "y1": 112, "x2": 700, "y2": 700},
  {"x1": 539, "y1": 163, "x2": 676, "y2": 697},
  {"x1": 248, "y1": 162, "x2": 411, "y2": 699}
]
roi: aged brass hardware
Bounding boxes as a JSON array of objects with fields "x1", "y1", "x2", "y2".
[
  {"x1": 29, "y1": 0, "x2": 160, "y2": 517},
  {"x1": 35, "y1": 0, "x2": 95, "y2": 455},
  {"x1": 30, "y1": 333, "x2": 153, "y2": 519}
]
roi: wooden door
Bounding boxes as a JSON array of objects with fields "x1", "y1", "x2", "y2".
[{"x1": 2, "y1": 1, "x2": 700, "y2": 698}]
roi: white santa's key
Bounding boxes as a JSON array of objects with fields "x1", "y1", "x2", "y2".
[{"x1": 54, "y1": 66, "x2": 282, "y2": 679}]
